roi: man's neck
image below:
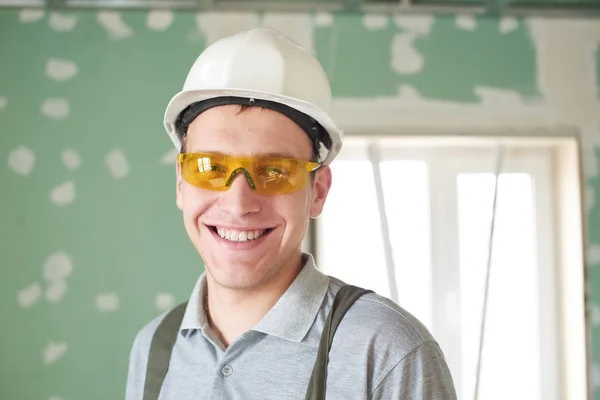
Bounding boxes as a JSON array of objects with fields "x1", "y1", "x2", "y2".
[{"x1": 205, "y1": 255, "x2": 304, "y2": 348}]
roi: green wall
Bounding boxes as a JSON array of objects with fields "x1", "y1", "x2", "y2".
[{"x1": 0, "y1": 9, "x2": 598, "y2": 399}]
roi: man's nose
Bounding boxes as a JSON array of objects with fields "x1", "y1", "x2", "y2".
[{"x1": 218, "y1": 170, "x2": 261, "y2": 216}]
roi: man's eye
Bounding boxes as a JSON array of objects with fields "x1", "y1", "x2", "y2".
[
  {"x1": 210, "y1": 165, "x2": 226, "y2": 172},
  {"x1": 198, "y1": 162, "x2": 226, "y2": 173},
  {"x1": 261, "y1": 167, "x2": 287, "y2": 178}
]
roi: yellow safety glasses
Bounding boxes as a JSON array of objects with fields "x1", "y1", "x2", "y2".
[{"x1": 178, "y1": 152, "x2": 320, "y2": 195}]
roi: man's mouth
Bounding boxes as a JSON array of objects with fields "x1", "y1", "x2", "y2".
[{"x1": 209, "y1": 226, "x2": 273, "y2": 242}]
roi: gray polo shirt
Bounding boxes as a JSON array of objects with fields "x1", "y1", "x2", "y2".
[{"x1": 126, "y1": 254, "x2": 457, "y2": 399}]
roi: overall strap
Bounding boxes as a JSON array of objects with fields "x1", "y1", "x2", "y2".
[
  {"x1": 142, "y1": 301, "x2": 188, "y2": 400},
  {"x1": 305, "y1": 285, "x2": 373, "y2": 400}
]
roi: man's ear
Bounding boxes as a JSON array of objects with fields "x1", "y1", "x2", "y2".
[
  {"x1": 309, "y1": 166, "x2": 332, "y2": 219},
  {"x1": 176, "y1": 159, "x2": 184, "y2": 210}
]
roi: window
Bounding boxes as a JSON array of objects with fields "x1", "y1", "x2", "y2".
[{"x1": 315, "y1": 137, "x2": 586, "y2": 400}]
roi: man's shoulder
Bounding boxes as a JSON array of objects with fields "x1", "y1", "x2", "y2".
[
  {"x1": 321, "y1": 279, "x2": 455, "y2": 396},
  {"x1": 130, "y1": 304, "x2": 182, "y2": 353},
  {"x1": 126, "y1": 307, "x2": 180, "y2": 399},
  {"x1": 328, "y1": 279, "x2": 436, "y2": 351},
  {"x1": 353, "y1": 293, "x2": 433, "y2": 343}
]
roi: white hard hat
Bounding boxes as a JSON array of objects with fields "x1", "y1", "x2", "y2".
[{"x1": 163, "y1": 27, "x2": 343, "y2": 165}]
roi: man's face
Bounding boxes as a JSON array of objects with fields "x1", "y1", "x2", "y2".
[{"x1": 176, "y1": 105, "x2": 332, "y2": 291}]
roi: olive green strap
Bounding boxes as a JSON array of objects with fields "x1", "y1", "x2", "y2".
[
  {"x1": 304, "y1": 285, "x2": 372, "y2": 400},
  {"x1": 143, "y1": 301, "x2": 188, "y2": 400}
]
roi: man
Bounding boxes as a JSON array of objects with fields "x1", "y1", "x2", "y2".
[{"x1": 126, "y1": 27, "x2": 456, "y2": 399}]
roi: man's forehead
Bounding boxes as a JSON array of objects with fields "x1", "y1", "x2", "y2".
[
  {"x1": 185, "y1": 108, "x2": 313, "y2": 159},
  {"x1": 185, "y1": 149, "x2": 301, "y2": 160}
]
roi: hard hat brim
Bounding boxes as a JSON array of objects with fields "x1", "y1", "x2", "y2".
[{"x1": 163, "y1": 89, "x2": 343, "y2": 166}]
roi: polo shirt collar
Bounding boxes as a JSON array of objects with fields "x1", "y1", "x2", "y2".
[
  {"x1": 180, "y1": 274, "x2": 207, "y2": 333},
  {"x1": 179, "y1": 253, "x2": 329, "y2": 343},
  {"x1": 253, "y1": 253, "x2": 329, "y2": 342}
]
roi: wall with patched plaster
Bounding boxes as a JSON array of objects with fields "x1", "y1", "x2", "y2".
[{"x1": 0, "y1": 9, "x2": 599, "y2": 399}]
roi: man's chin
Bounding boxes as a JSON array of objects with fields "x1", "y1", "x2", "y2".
[{"x1": 205, "y1": 258, "x2": 272, "y2": 289}]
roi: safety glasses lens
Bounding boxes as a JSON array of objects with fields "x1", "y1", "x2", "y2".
[{"x1": 179, "y1": 153, "x2": 317, "y2": 195}]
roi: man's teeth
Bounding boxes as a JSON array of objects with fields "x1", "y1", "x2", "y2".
[{"x1": 216, "y1": 227, "x2": 266, "y2": 242}]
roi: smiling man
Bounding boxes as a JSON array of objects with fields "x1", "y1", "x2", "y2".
[{"x1": 126, "y1": 28, "x2": 457, "y2": 399}]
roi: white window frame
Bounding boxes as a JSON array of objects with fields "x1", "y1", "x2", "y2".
[{"x1": 312, "y1": 135, "x2": 587, "y2": 400}]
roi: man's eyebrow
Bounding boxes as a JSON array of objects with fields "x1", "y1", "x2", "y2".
[{"x1": 257, "y1": 151, "x2": 298, "y2": 159}]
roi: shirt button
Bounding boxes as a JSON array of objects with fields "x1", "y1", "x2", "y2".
[{"x1": 221, "y1": 364, "x2": 233, "y2": 377}]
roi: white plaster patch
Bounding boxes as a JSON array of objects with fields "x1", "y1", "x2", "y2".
[
  {"x1": 147, "y1": 10, "x2": 173, "y2": 31},
  {"x1": 261, "y1": 14, "x2": 315, "y2": 55},
  {"x1": 61, "y1": 149, "x2": 81, "y2": 170},
  {"x1": 106, "y1": 149, "x2": 129, "y2": 179},
  {"x1": 455, "y1": 15, "x2": 477, "y2": 31},
  {"x1": 49, "y1": 181, "x2": 76, "y2": 206},
  {"x1": 48, "y1": 396, "x2": 64, "y2": 400},
  {"x1": 46, "y1": 59, "x2": 78, "y2": 82},
  {"x1": 160, "y1": 148, "x2": 178, "y2": 165},
  {"x1": 588, "y1": 244, "x2": 600, "y2": 266},
  {"x1": 593, "y1": 363, "x2": 600, "y2": 389},
  {"x1": 49, "y1": 12, "x2": 76, "y2": 32},
  {"x1": 97, "y1": 11, "x2": 134, "y2": 40},
  {"x1": 313, "y1": 12, "x2": 333, "y2": 27},
  {"x1": 528, "y1": 20, "x2": 600, "y2": 174},
  {"x1": 18, "y1": 283, "x2": 42, "y2": 308},
  {"x1": 362, "y1": 14, "x2": 388, "y2": 30},
  {"x1": 46, "y1": 281, "x2": 67, "y2": 303},
  {"x1": 43, "y1": 340, "x2": 67, "y2": 365},
  {"x1": 499, "y1": 17, "x2": 518, "y2": 34},
  {"x1": 586, "y1": 184, "x2": 595, "y2": 214},
  {"x1": 0, "y1": 97, "x2": 6, "y2": 109},
  {"x1": 96, "y1": 293, "x2": 119, "y2": 312},
  {"x1": 8, "y1": 146, "x2": 35, "y2": 176},
  {"x1": 196, "y1": 12, "x2": 260, "y2": 46},
  {"x1": 41, "y1": 98, "x2": 69, "y2": 120},
  {"x1": 390, "y1": 33, "x2": 423, "y2": 75},
  {"x1": 155, "y1": 292, "x2": 176, "y2": 310},
  {"x1": 44, "y1": 251, "x2": 73, "y2": 283},
  {"x1": 20, "y1": 9, "x2": 45, "y2": 23},
  {"x1": 393, "y1": 16, "x2": 434, "y2": 36},
  {"x1": 474, "y1": 86, "x2": 527, "y2": 107}
]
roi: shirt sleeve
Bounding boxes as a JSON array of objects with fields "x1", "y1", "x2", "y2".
[
  {"x1": 126, "y1": 310, "x2": 173, "y2": 400},
  {"x1": 371, "y1": 340, "x2": 457, "y2": 400},
  {"x1": 125, "y1": 330, "x2": 147, "y2": 400}
]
